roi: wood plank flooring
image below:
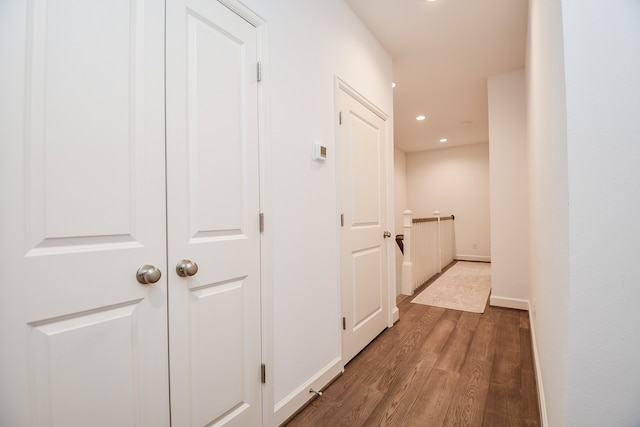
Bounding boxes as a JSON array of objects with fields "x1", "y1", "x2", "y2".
[{"x1": 283, "y1": 273, "x2": 540, "y2": 427}]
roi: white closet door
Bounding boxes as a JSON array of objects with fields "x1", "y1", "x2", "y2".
[
  {"x1": 0, "y1": 0, "x2": 170, "y2": 425},
  {"x1": 165, "y1": 0, "x2": 263, "y2": 425},
  {"x1": 338, "y1": 85, "x2": 390, "y2": 364}
]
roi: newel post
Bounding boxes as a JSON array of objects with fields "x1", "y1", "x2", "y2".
[
  {"x1": 401, "y1": 210, "x2": 414, "y2": 295},
  {"x1": 433, "y1": 210, "x2": 442, "y2": 273}
]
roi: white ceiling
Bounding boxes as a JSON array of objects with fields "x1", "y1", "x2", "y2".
[{"x1": 345, "y1": 0, "x2": 528, "y2": 152}]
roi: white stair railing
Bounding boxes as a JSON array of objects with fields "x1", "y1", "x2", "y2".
[
  {"x1": 401, "y1": 210, "x2": 456, "y2": 295},
  {"x1": 440, "y1": 216, "x2": 455, "y2": 270},
  {"x1": 401, "y1": 210, "x2": 414, "y2": 296}
]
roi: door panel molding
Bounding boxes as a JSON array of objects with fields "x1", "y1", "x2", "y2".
[
  {"x1": 336, "y1": 77, "x2": 392, "y2": 365},
  {"x1": 0, "y1": 0, "x2": 271, "y2": 425},
  {"x1": 0, "y1": 1, "x2": 169, "y2": 424},
  {"x1": 166, "y1": 0, "x2": 265, "y2": 425}
]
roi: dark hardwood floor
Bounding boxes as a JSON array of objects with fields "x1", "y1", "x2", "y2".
[{"x1": 284, "y1": 274, "x2": 540, "y2": 426}]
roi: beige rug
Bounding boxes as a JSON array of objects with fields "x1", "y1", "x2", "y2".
[{"x1": 411, "y1": 261, "x2": 491, "y2": 313}]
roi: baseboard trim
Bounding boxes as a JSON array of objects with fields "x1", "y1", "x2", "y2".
[
  {"x1": 490, "y1": 297, "x2": 548, "y2": 424},
  {"x1": 527, "y1": 301, "x2": 549, "y2": 427},
  {"x1": 392, "y1": 306, "x2": 400, "y2": 324},
  {"x1": 274, "y1": 356, "x2": 343, "y2": 426},
  {"x1": 489, "y1": 295, "x2": 529, "y2": 310},
  {"x1": 455, "y1": 254, "x2": 491, "y2": 262}
]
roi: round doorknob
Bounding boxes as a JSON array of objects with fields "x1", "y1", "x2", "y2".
[
  {"x1": 136, "y1": 264, "x2": 162, "y2": 285},
  {"x1": 176, "y1": 259, "x2": 198, "y2": 277}
]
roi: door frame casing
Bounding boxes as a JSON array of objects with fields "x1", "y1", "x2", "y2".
[
  {"x1": 211, "y1": 1, "x2": 273, "y2": 425},
  {"x1": 335, "y1": 77, "x2": 397, "y2": 368}
]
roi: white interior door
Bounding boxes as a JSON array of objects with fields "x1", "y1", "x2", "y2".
[
  {"x1": 338, "y1": 83, "x2": 391, "y2": 364},
  {"x1": 0, "y1": 1, "x2": 169, "y2": 425},
  {"x1": 165, "y1": 0, "x2": 263, "y2": 425}
]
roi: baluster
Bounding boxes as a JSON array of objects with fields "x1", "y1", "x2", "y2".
[{"x1": 401, "y1": 210, "x2": 414, "y2": 295}]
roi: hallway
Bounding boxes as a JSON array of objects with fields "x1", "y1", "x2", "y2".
[{"x1": 285, "y1": 274, "x2": 540, "y2": 426}]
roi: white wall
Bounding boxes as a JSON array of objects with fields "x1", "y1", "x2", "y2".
[
  {"x1": 527, "y1": 0, "x2": 570, "y2": 424},
  {"x1": 239, "y1": 0, "x2": 393, "y2": 423},
  {"x1": 529, "y1": 1, "x2": 640, "y2": 425},
  {"x1": 487, "y1": 70, "x2": 530, "y2": 309},
  {"x1": 394, "y1": 148, "x2": 407, "y2": 296},
  {"x1": 561, "y1": 0, "x2": 640, "y2": 424},
  {"x1": 406, "y1": 143, "x2": 491, "y2": 262},
  {"x1": 394, "y1": 148, "x2": 407, "y2": 234}
]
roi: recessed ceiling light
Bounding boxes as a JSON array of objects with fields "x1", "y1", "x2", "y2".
[
  {"x1": 416, "y1": 115, "x2": 426, "y2": 121},
  {"x1": 391, "y1": 82, "x2": 397, "y2": 88},
  {"x1": 439, "y1": 138, "x2": 448, "y2": 143},
  {"x1": 425, "y1": 0, "x2": 438, "y2": 2}
]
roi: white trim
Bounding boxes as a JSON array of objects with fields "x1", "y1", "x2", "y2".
[
  {"x1": 217, "y1": 2, "x2": 274, "y2": 424},
  {"x1": 217, "y1": 0, "x2": 265, "y2": 26},
  {"x1": 213, "y1": 2, "x2": 273, "y2": 424},
  {"x1": 527, "y1": 301, "x2": 549, "y2": 427},
  {"x1": 387, "y1": 98, "x2": 397, "y2": 327},
  {"x1": 489, "y1": 297, "x2": 548, "y2": 425},
  {"x1": 489, "y1": 295, "x2": 529, "y2": 310},
  {"x1": 334, "y1": 76, "x2": 396, "y2": 349},
  {"x1": 336, "y1": 78, "x2": 389, "y2": 120},
  {"x1": 455, "y1": 254, "x2": 491, "y2": 262},
  {"x1": 273, "y1": 357, "x2": 343, "y2": 426}
]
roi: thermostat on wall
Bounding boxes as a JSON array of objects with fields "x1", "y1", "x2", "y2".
[{"x1": 312, "y1": 143, "x2": 327, "y2": 162}]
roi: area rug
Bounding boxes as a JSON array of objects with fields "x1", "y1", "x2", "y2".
[{"x1": 411, "y1": 261, "x2": 491, "y2": 313}]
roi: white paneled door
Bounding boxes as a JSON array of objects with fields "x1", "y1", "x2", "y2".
[
  {"x1": 337, "y1": 83, "x2": 390, "y2": 364},
  {"x1": 166, "y1": 0, "x2": 262, "y2": 425},
  {"x1": 0, "y1": 0, "x2": 262, "y2": 425}
]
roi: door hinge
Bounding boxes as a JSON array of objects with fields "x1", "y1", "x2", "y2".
[
  {"x1": 342, "y1": 317, "x2": 346, "y2": 330},
  {"x1": 261, "y1": 363, "x2": 266, "y2": 384},
  {"x1": 339, "y1": 111, "x2": 342, "y2": 125},
  {"x1": 257, "y1": 61, "x2": 262, "y2": 83},
  {"x1": 259, "y1": 213, "x2": 264, "y2": 233},
  {"x1": 340, "y1": 214, "x2": 344, "y2": 227}
]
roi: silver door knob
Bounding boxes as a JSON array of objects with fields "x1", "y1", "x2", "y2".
[
  {"x1": 176, "y1": 259, "x2": 198, "y2": 277},
  {"x1": 136, "y1": 264, "x2": 161, "y2": 285},
  {"x1": 383, "y1": 231, "x2": 391, "y2": 238}
]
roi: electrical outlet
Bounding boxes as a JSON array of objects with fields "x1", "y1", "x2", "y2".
[{"x1": 472, "y1": 243, "x2": 477, "y2": 249}]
